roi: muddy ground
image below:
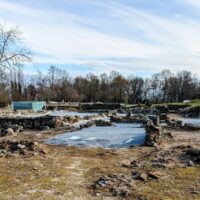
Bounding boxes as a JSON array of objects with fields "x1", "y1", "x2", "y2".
[{"x1": 0, "y1": 127, "x2": 199, "y2": 200}]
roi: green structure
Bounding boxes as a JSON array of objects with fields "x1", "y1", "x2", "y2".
[{"x1": 12, "y1": 101, "x2": 46, "y2": 112}]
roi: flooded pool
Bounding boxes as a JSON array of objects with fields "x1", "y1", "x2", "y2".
[{"x1": 47, "y1": 123, "x2": 145, "y2": 148}]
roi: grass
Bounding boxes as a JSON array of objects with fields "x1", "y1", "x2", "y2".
[
  {"x1": 158, "y1": 99, "x2": 200, "y2": 108},
  {"x1": 138, "y1": 167, "x2": 200, "y2": 200},
  {"x1": 0, "y1": 146, "x2": 122, "y2": 200},
  {"x1": 0, "y1": 146, "x2": 199, "y2": 200},
  {"x1": 188, "y1": 99, "x2": 200, "y2": 107},
  {"x1": 122, "y1": 99, "x2": 200, "y2": 110}
]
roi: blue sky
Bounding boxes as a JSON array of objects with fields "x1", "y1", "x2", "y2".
[{"x1": 0, "y1": 0, "x2": 200, "y2": 76}]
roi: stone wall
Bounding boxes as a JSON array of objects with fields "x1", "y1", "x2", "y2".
[
  {"x1": 0, "y1": 115, "x2": 59, "y2": 130},
  {"x1": 110, "y1": 114, "x2": 147, "y2": 124},
  {"x1": 145, "y1": 121, "x2": 164, "y2": 147},
  {"x1": 145, "y1": 120, "x2": 173, "y2": 147},
  {"x1": 80, "y1": 103, "x2": 121, "y2": 111},
  {"x1": 179, "y1": 106, "x2": 200, "y2": 117}
]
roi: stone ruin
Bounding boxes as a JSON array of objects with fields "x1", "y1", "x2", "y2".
[
  {"x1": 0, "y1": 115, "x2": 60, "y2": 130},
  {"x1": 110, "y1": 113, "x2": 147, "y2": 124},
  {"x1": 145, "y1": 120, "x2": 173, "y2": 147},
  {"x1": 0, "y1": 114, "x2": 66, "y2": 137}
]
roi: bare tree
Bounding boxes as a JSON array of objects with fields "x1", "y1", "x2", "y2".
[
  {"x1": 128, "y1": 75, "x2": 144, "y2": 104},
  {"x1": 0, "y1": 23, "x2": 31, "y2": 73}
]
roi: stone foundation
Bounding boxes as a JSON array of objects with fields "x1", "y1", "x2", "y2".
[{"x1": 0, "y1": 115, "x2": 60, "y2": 130}]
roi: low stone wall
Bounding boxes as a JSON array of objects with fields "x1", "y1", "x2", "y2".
[
  {"x1": 110, "y1": 114, "x2": 147, "y2": 124},
  {"x1": 167, "y1": 104, "x2": 189, "y2": 111},
  {"x1": 153, "y1": 105, "x2": 169, "y2": 113},
  {"x1": 0, "y1": 115, "x2": 59, "y2": 130},
  {"x1": 80, "y1": 103, "x2": 121, "y2": 111},
  {"x1": 179, "y1": 106, "x2": 200, "y2": 117},
  {"x1": 47, "y1": 105, "x2": 79, "y2": 111}
]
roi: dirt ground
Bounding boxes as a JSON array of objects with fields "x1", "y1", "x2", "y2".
[{"x1": 0, "y1": 128, "x2": 199, "y2": 200}]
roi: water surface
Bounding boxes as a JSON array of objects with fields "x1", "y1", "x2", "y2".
[
  {"x1": 182, "y1": 118, "x2": 200, "y2": 125},
  {"x1": 47, "y1": 123, "x2": 145, "y2": 148}
]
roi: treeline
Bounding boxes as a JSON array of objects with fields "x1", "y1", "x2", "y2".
[{"x1": 0, "y1": 65, "x2": 200, "y2": 104}]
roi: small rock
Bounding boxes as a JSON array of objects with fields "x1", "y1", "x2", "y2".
[
  {"x1": 148, "y1": 172, "x2": 160, "y2": 180},
  {"x1": 34, "y1": 142, "x2": 39, "y2": 146},
  {"x1": 98, "y1": 177, "x2": 108, "y2": 187},
  {"x1": 40, "y1": 126, "x2": 50, "y2": 131},
  {"x1": 95, "y1": 120, "x2": 112, "y2": 126},
  {"x1": 0, "y1": 129, "x2": 7, "y2": 136},
  {"x1": 139, "y1": 173, "x2": 148, "y2": 181},
  {"x1": 33, "y1": 152, "x2": 39, "y2": 156},
  {"x1": 120, "y1": 189, "x2": 130, "y2": 197},
  {"x1": 17, "y1": 144, "x2": 26, "y2": 149},
  {"x1": 121, "y1": 160, "x2": 130, "y2": 168},
  {"x1": 18, "y1": 126, "x2": 24, "y2": 132},
  {"x1": 7, "y1": 128, "x2": 14, "y2": 136},
  {"x1": 131, "y1": 160, "x2": 140, "y2": 167},
  {"x1": 110, "y1": 187, "x2": 118, "y2": 196},
  {"x1": 152, "y1": 142, "x2": 158, "y2": 147},
  {"x1": 0, "y1": 150, "x2": 6, "y2": 155},
  {"x1": 188, "y1": 187, "x2": 200, "y2": 194},
  {"x1": 188, "y1": 160, "x2": 194, "y2": 166},
  {"x1": 132, "y1": 171, "x2": 140, "y2": 179},
  {"x1": 40, "y1": 148, "x2": 49, "y2": 154}
]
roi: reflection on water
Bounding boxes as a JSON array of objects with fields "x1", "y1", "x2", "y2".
[{"x1": 47, "y1": 123, "x2": 145, "y2": 148}]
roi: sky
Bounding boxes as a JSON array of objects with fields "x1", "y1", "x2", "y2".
[{"x1": 0, "y1": 0, "x2": 200, "y2": 77}]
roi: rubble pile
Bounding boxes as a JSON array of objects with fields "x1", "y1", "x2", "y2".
[
  {"x1": 0, "y1": 140, "x2": 48, "y2": 157},
  {"x1": 83, "y1": 114, "x2": 105, "y2": 120},
  {"x1": 63, "y1": 115, "x2": 81, "y2": 124},
  {"x1": 94, "y1": 120, "x2": 112, "y2": 126},
  {"x1": 165, "y1": 116, "x2": 200, "y2": 131},
  {"x1": 80, "y1": 121, "x2": 95, "y2": 129},
  {"x1": 131, "y1": 106, "x2": 148, "y2": 114},
  {"x1": 91, "y1": 145, "x2": 200, "y2": 198},
  {"x1": 92, "y1": 174, "x2": 134, "y2": 198},
  {"x1": 152, "y1": 105, "x2": 168, "y2": 114},
  {"x1": 92, "y1": 171, "x2": 163, "y2": 198},
  {"x1": 165, "y1": 117, "x2": 183, "y2": 129},
  {"x1": 150, "y1": 145, "x2": 200, "y2": 167},
  {"x1": 186, "y1": 149, "x2": 200, "y2": 164},
  {"x1": 0, "y1": 125, "x2": 23, "y2": 137}
]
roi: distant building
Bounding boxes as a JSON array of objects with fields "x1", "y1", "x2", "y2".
[{"x1": 12, "y1": 101, "x2": 46, "y2": 112}]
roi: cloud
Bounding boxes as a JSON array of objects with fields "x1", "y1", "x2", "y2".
[
  {"x1": 0, "y1": 2, "x2": 161, "y2": 56},
  {"x1": 181, "y1": 0, "x2": 200, "y2": 7},
  {"x1": 0, "y1": 0, "x2": 200, "y2": 75}
]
